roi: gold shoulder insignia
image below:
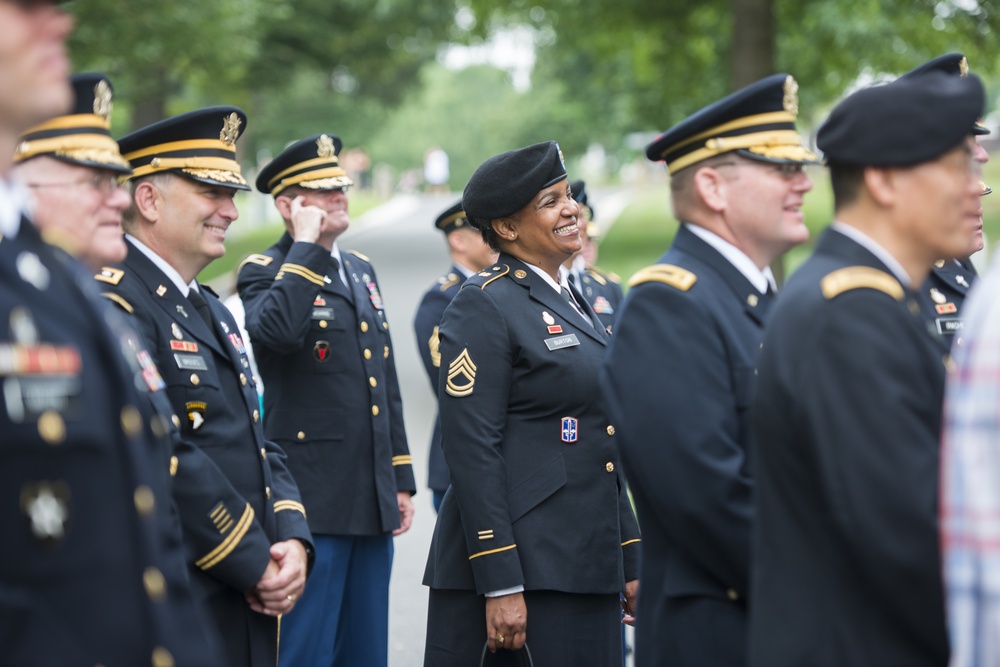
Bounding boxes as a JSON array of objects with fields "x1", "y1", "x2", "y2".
[
  {"x1": 101, "y1": 292, "x2": 133, "y2": 313},
  {"x1": 821, "y1": 266, "x2": 904, "y2": 301},
  {"x1": 628, "y1": 264, "x2": 697, "y2": 291},
  {"x1": 587, "y1": 268, "x2": 608, "y2": 286},
  {"x1": 607, "y1": 271, "x2": 622, "y2": 284},
  {"x1": 439, "y1": 274, "x2": 460, "y2": 291},
  {"x1": 347, "y1": 250, "x2": 370, "y2": 262},
  {"x1": 237, "y1": 254, "x2": 274, "y2": 274},
  {"x1": 481, "y1": 264, "x2": 510, "y2": 289},
  {"x1": 429, "y1": 326, "x2": 441, "y2": 367},
  {"x1": 95, "y1": 266, "x2": 124, "y2": 285},
  {"x1": 446, "y1": 348, "x2": 477, "y2": 397}
]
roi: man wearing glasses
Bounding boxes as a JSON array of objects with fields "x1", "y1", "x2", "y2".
[
  {"x1": 238, "y1": 133, "x2": 416, "y2": 667},
  {"x1": 602, "y1": 74, "x2": 817, "y2": 666}
]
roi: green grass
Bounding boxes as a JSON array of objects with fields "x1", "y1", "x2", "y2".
[
  {"x1": 599, "y1": 159, "x2": 1000, "y2": 289},
  {"x1": 197, "y1": 190, "x2": 387, "y2": 286}
]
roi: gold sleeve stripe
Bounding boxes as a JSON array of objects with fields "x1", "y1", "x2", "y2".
[
  {"x1": 391, "y1": 456, "x2": 413, "y2": 467},
  {"x1": 468, "y1": 544, "x2": 517, "y2": 560},
  {"x1": 621, "y1": 539, "x2": 642, "y2": 547},
  {"x1": 169, "y1": 456, "x2": 178, "y2": 477},
  {"x1": 195, "y1": 503, "x2": 254, "y2": 570},
  {"x1": 274, "y1": 500, "x2": 307, "y2": 516},
  {"x1": 276, "y1": 267, "x2": 325, "y2": 287},
  {"x1": 100, "y1": 292, "x2": 134, "y2": 313},
  {"x1": 277, "y1": 263, "x2": 325, "y2": 286}
]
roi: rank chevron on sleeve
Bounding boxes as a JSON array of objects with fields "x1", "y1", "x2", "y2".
[{"x1": 445, "y1": 348, "x2": 477, "y2": 397}]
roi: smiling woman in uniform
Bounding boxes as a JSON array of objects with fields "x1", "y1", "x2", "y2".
[{"x1": 422, "y1": 141, "x2": 640, "y2": 666}]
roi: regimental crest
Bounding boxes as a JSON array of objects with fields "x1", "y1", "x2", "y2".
[
  {"x1": 220, "y1": 112, "x2": 241, "y2": 146},
  {"x1": 560, "y1": 416, "x2": 579, "y2": 443},
  {"x1": 446, "y1": 348, "x2": 477, "y2": 397},
  {"x1": 314, "y1": 340, "x2": 331, "y2": 362},
  {"x1": 21, "y1": 481, "x2": 71, "y2": 544},
  {"x1": 959, "y1": 56, "x2": 970, "y2": 77},
  {"x1": 783, "y1": 76, "x2": 799, "y2": 116},
  {"x1": 93, "y1": 80, "x2": 113, "y2": 120},
  {"x1": 316, "y1": 134, "x2": 337, "y2": 159}
]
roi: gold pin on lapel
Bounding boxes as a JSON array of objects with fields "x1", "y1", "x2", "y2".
[{"x1": 156, "y1": 285, "x2": 167, "y2": 297}]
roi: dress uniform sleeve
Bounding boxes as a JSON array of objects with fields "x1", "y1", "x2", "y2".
[
  {"x1": 790, "y1": 293, "x2": 944, "y2": 642},
  {"x1": 438, "y1": 285, "x2": 523, "y2": 594},
  {"x1": 617, "y1": 470, "x2": 641, "y2": 582},
  {"x1": 603, "y1": 285, "x2": 752, "y2": 594},
  {"x1": 264, "y1": 439, "x2": 314, "y2": 545},
  {"x1": 238, "y1": 241, "x2": 330, "y2": 353},
  {"x1": 413, "y1": 287, "x2": 451, "y2": 391}
]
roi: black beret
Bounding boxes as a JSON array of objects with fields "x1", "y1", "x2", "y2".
[
  {"x1": 434, "y1": 200, "x2": 468, "y2": 234},
  {"x1": 570, "y1": 178, "x2": 596, "y2": 221},
  {"x1": 645, "y1": 73, "x2": 818, "y2": 174},
  {"x1": 898, "y1": 53, "x2": 989, "y2": 136},
  {"x1": 256, "y1": 133, "x2": 353, "y2": 196},
  {"x1": 118, "y1": 106, "x2": 250, "y2": 190},
  {"x1": 14, "y1": 72, "x2": 131, "y2": 174},
  {"x1": 463, "y1": 141, "x2": 567, "y2": 223},
  {"x1": 817, "y1": 71, "x2": 984, "y2": 167}
]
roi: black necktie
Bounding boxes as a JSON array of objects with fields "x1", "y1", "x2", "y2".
[
  {"x1": 330, "y1": 255, "x2": 340, "y2": 276},
  {"x1": 187, "y1": 288, "x2": 214, "y2": 331},
  {"x1": 568, "y1": 271, "x2": 579, "y2": 291},
  {"x1": 561, "y1": 286, "x2": 595, "y2": 329}
]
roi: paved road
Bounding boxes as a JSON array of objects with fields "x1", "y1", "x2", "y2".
[{"x1": 334, "y1": 190, "x2": 636, "y2": 666}]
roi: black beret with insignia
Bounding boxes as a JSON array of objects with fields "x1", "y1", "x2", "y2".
[
  {"x1": 14, "y1": 72, "x2": 131, "y2": 174},
  {"x1": 256, "y1": 133, "x2": 353, "y2": 196},
  {"x1": 898, "y1": 53, "x2": 989, "y2": 136},
  {"x1": 570, "y1": 179, "x2": 595, "y2": 220},
  {"x1": 645, "y1": 73, "x2": 818, "y2": 174},
  {"x1": 435, "y1": 200, "x2": 468, "y2": 235},
  {"x1": 118, "y1": 106, "x2": 250, "y2": 190},
  {"x1": 817, "y1": 70, "x2": 984, "y2": 167},
  {"x1": 463, "y1": 140, "x2": 567, "y2": 223}
]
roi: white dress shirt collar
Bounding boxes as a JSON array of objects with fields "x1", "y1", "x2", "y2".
[
  {"x1": 831, "y1": 221, "x2": 911, "y2": 288},
  {"x1": 125, "y1": 233, "x2": 196, "y2": 296},
  {"x1": 686, "y1": 223, "x2": 775, "y2": 293},
  {"x1": 0, "y1": 178, "x2": 30, "y2": 239}
]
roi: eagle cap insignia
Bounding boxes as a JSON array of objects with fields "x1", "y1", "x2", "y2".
[
  {"x1": 93, "y1": 80, "x2": 113, "y2": 120},
  {"x1": 220, "y1": 112, "x2": 241, "y2": 146},
  {"x1": 783, "y1": 76, "x2": 799, "y2": 116},
  {"x1": 959, "y1": 56, "x2": 970, "y2": 77},
  {"x1": 316, "y1": 134, "x2": 336, "y2": 158}
]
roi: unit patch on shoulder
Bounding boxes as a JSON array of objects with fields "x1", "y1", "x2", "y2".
[
  {"x1": 95, "y1": 266, "x2": 124, "y2": 285},
  {"x1": 821, "y1": 266, "x2": 904, "y2": 301},
  {"x1": 628, "y1": 264, "x2": 697, "y2": 291},
  {"x1": 237, "y1": 254, "x2": 273, "y2": 273},
  {"x1": 446, "y1": 348, "x2": 477, "y2": 397}
]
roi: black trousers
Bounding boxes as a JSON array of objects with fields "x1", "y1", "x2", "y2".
[{"x1": 424, "y1": 588, "x2": 622, "y2": 667}]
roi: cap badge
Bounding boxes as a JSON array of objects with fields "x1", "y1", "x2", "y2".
[
  {"x1": 93, "y1": 80, "x2": 113, "y2": 120},
  {"x1": 959, "y1": 57, "x2": 970, "y2": 77},
  {"x1": 783, "y1": 76, "x2": 799, "y2": 116},
  {"x1": 220, "y1": 112, "x2": 241, "y2": 146},
  {"x1": 556, "y1": 143, "x2": 566, "y2": 169},
  {"x1": 316, "y1": 134, "x2": 336, "y2": 158}
]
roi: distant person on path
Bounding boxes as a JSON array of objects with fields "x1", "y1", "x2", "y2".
[{"x1": 424, "y1": 146, "x2": 450, "y2": 194}]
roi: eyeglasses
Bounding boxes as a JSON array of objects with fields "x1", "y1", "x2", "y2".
[
  {"x1": 713, "y1": 160, "x2": 809, "y2": 178},
  {"x1": 25, "y1": 172, "x2": 123, "y2": 196}
]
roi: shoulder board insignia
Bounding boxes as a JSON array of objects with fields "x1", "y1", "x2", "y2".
[
  {"x1": 347, "y1": 250, "x2": 371, "y2": 262},
  {"x1": 237, "y1": 253, "x2": 274, "y2": 274},
  {"x1": 439, "y1": 273, "x2": 460, "y2": 291},
  {"x1": 480, "y1": 265, "x2": 510, "y2": 290},
  {"x1": 95, "y1": 266, "x2": 124, "y2": 285},
  {"x1": 628, "y1": 264, "x2": 697, "y2": 291},
  {"x1": 821, "y1": 266, "x2": 904, "y2": 301},
  {"x1": 587, "y1": 269, "x2": 608, "y2": 286},
  {"x1": 101, "y1": 291, "x2": 133, "y2": 313}
]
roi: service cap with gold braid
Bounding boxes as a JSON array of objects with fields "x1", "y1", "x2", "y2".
[
  {"x1": 117, "y1": 106, "x2": 250, "y2": 191},
  {"x1": 645, "y1": 73, "x2": 818, "y2": 174},
  {"x1": 256, "y1": 133, "x2": 353, "y2": 197},
  {"x1": 14, "y1": 72, "x2": 131, "y2": 174},
  {"x1": 434, "y1": 200, "x2": 468, "y2": 235}
]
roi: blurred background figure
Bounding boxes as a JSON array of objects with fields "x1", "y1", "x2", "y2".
[
  {"x1": 424, "y1": 146, "x2": 450, "y2": 194},
  {"x1": 562, "y1": 180, "x2": 623, "y2": 331},
  {"x1": 413, "y1": 200, "x2": 498, "y2": 513}
]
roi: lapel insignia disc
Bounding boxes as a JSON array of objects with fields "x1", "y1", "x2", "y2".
[
  {"x1": 156, "y1": 284, "x2": 168, "y2": 297},
  {"x1": 514, "y1": 270, "x2": 527, "y2": 279},
  {"x1": 561, "y1": 416, "x2": 579, "y2": 443},
  {"x1": 446, "y1": 348, "x2": 477, "y2": 397}
]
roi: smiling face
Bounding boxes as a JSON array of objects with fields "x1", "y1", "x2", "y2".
[
  {"x1": 278, "y1": 185, "x2": 351, "y2": 242},
  {"x1": 967, "y1": 136, "x2": 989, "y2": 255},
  {"x1": 139, "y1": 174, "x2": 239, "y2": 282},
  {"x1": 0, "y1": 1, "x2": 73, "y2": 136},
  {"x1": 16, "y1": 156, "x2": 129, "y2": 269},
  {"x1": 492, "y1": 178, "x2": 582, "y2": 274}
]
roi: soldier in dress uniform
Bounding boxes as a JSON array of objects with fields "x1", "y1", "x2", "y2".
[
  {"x1": 0, "y1": 6, "x2": 221, "y2": 666},
  {"x1": 602, "y1": 74, "x2": 817, "y2": 667},
  {"x1": 899, "y1": 54, "x2": 992, "y2": 348},
  {"x1": 99, "y1": 107, "x2": 314, "y2": 667},
  {"x1": 749, "y1": 71, "x2": 984, "y2": 667},
  {"x1": 237, "y1": 133, "x2": 415, "y2": 667},
  {"x1": 423, "y1": 141, "x2": 641, "y2": 666},
  {"x1": 561, "y1": 180, "x2": 623, "y2": 331},
  {"x1": 413, "y1": 200, "x2": 497, "y2": 512}
]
